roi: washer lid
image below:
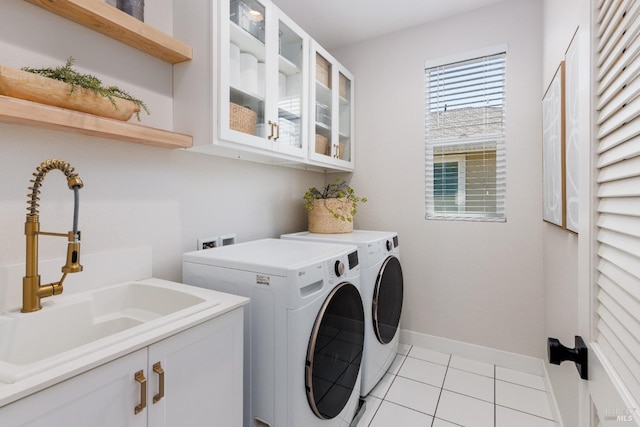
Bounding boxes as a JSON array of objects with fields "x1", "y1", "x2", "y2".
[
  {"x1": 182, "y1": 238, "x2": 357, "y2": 277},
  {"x1": 283, "y1": 230, "x2": 397, "y2": 246}
]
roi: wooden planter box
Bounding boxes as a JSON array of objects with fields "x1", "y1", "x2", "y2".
[{"x1": 0, "y1": 65, "x2": 140, "y2": 121}]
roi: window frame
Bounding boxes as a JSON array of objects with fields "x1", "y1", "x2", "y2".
[{"x1": 424, "y1": 44, "x2": 507, "y2": 222}]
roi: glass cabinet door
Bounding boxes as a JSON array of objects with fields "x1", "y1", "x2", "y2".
[
  {"x1": 272, "y1": 12, "x2": 308, "y2": 156},
  {"x1": 310, "y1": 42, "x2": 354, "y2": 170},
  {"x1": 313, "y1": 51, "x2": 333, "y2": 160},
  {"x1": 225, "y1": 0, "x2": 268, "y2": 144},
  {"x1": 220, "y1": 0, "x2": 307, "y2": 158},
  {"x1": 337, "y1": 71, "x2": 353, "y2": 163}
]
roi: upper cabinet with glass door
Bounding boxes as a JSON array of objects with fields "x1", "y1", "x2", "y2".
[
  {"x1": 219, "y1": 0, "x2": 309, "y2": 160},
  {"x1": 308, "y1": 41, "x2": 355, "y2": 172},
  {"x1": 173, "y1": 0, "x2": 354, "y2": 171}
]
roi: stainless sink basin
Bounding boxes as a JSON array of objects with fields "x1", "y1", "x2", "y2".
[{"x1": 0, "y1": 280, "x2": 218, "y2": 383}]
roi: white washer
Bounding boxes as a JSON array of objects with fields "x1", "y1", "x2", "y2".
[
  {"x1": 182, "y1": 239, "x2": 364, "y2": 427},
  {"x1": 281, "y1": 231, "x2": 403, "y2": 397}
]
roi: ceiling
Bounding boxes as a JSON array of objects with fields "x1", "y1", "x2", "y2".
[{"x1": 271, "y1": 0, "x2": 508, "y2": 50}]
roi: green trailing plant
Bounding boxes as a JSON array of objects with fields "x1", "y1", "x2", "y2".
[
  {"x1": 304, "y1": 177, "x2": 367, "y2": 222},
  {"x1": 22, "y1": 57, "x2": 149, "y2": 120}
]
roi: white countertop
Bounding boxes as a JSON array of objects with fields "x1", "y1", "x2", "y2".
[{"x1": 0, "y1": 278, "x2": 248, "y2": 408}]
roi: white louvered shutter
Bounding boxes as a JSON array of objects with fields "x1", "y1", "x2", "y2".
[{"x1": 595, "y1": 0, "x2": 640, "y2": 405}]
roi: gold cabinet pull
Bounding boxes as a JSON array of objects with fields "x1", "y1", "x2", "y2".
[
  {"x1": 267, "y1": 120, "x2": 275, "y2": 140},
  {"x1": 134, "y1": 370, "x2": 147, "y2": 414},
  {"x1": 152, "y1": 362, "x2": 165, "y2": 404}
]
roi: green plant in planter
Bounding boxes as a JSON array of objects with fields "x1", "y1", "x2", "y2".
[
  {"x1": 22, "y1": 57, "x2": 149, "y2": 121},
  {"x1": 304, "y1": 177, "x2": 367, "y2": 222}
]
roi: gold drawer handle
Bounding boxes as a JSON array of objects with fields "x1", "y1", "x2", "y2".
[
  {"x1": 153, "y1": 362, "x2": 165, "y2": 404},
  {"x1": 134, "y1": 370, "x2": 147, "y2": 414}
]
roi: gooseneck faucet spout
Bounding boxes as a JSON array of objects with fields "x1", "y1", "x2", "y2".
[{"x1": 22, "y1": 159, "x2": 84, "y2": 313}]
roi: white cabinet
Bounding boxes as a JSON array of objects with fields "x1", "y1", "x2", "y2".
[
  {"x1": 308, "y1": 41, "x2": 355, "y2": 171},
  {"x1": 147, "y1": 309, "x2": 243, "y2": 427},
  {"x1": 0, "y1": 349, "x2": 147, "y2": 427},
  {"x1": 173, "y1": 0, "x2": 355, "y2": 172},
  {"x1": 0, "y1": 309, "x2": 244, "y2": 427},
  {"x1": 220, "y1": 0, "x2": 310, "y2": 160}
]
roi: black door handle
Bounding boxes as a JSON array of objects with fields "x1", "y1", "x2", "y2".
[{"x1": 548, "y1": 336, "x2": 588, "y2": 380}]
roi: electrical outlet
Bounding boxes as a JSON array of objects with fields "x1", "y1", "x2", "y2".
[
  {"x1": 219, "y1": 234, "x2": 236, "y2": 246},
  {"x1": 197, "y1": 237, "x2": 218, "y2": 250}
]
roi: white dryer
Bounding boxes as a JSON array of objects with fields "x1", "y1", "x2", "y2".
[
  {"x1": 182, "y1": 239, "x2": 364, "y2": 427},
  {"x1": 281, "y1": 230, "x2": 403, "y2": 397}
]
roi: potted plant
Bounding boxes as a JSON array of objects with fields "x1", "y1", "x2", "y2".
[
  {"x1": 0, "y1": 57, "x2": 149, "y2": 121},
  {"x1": 303, "y1": 177, "x2": 367, "y2": 233}
]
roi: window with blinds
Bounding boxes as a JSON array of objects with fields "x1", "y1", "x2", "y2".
[
  {"x1": 595, "y1": 0, "x2": 640, "y2": 406},
  {"x1": 424, "y1": 50, "x2": 506, "y2": 221}
]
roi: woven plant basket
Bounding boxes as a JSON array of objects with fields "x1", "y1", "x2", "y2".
[{"x1": 308, "y1": 198, "x2": 354, "y2": 234}]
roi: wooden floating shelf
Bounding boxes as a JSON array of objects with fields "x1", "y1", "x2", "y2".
[
  {"x1": 0, "y1": 96, "x2": 193, "y2": 149},
  {"x1": 24, "y1": 0, "x2": 192, "y2": 64}
]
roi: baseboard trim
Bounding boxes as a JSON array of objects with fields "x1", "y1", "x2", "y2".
[{"x1": 399, "y1": 329, "x2": 545, "y2": 376}]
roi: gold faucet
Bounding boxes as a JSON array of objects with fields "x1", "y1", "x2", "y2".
[{"x1": 22, "y1": 159, "x2": 84, "y2": 313}]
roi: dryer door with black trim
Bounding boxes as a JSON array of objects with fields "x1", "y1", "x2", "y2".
[
  {"x1": 305, "y1": 282, "x2": 364, "y2": 420},
  {"x1": 372, "y1": 256, "x2": 404, "y2": 344}
]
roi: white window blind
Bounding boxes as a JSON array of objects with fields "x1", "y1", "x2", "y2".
[
  {"x1": 595, "y1": 0, "x2": 640, "y2": 406},
  {"x1": 424, "y1": 50, "x2": 506, "y2": 221}
]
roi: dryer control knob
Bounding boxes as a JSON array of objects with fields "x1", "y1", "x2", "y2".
[
  {"x1": 386, "y1": 240, "x2": 394, "y2": 251},
  {"x1": 334, "y1": 261, "x2": 345, "y2": 277}
]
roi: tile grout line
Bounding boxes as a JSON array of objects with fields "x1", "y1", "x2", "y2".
[
  {"x1": 494, "y1": 373, "x2": 557, "y2": 422},
  {"x1": 494, "y1": 364, "x2": 497, "y2": 427},
  {"x1": 430, "y1": 353, "x2": 452, "y2": 427},
  {"x1": 366, "y1": 346, "x2": 411, "y2": 426},
  {"x1": 495, "y1": 377, "x2": 547, "y2": 392},
  {"x1": 494, "y1": 403, "x2": 557, "y2": 423}
]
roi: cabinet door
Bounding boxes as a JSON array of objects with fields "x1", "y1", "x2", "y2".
[
  {"x1": 309, "y1": 41, "x2": 355, "y2": 171},
  {"x1": 219, "y1": 0, "x2": 308, "y2": 160},
  {"x1": 147, "y1": 309, "x2": 244, "y2": 427},
  {"x1": 269, "y1": 7, "x2": 309, "y2": 157},
  {"x1": 220, "y1": 0, "x2": 272, "y2": 149},
  {"x1": 0, "y1": 350, "x2": 147, "y2": 427}
]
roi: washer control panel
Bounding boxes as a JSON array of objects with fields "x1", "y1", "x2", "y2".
[{"x1": 327, "y1": 250, "x2": 359, "y2": 282}]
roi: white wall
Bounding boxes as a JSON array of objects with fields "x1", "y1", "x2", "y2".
[
  {"x1": 333, "y1": 0, "x2": 545, "y2": 357},
  {"x1": 541, "y1": 1, "x2": 591, "y2": 427},
  {"x1": 0, "y1": 0, "x2": 322, "y2": 304}
]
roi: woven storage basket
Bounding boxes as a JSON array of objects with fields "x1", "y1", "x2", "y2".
[
  {"x1": 316, "y1": 54, "x2": 331, "y2": 87},
  {"x1": 315, "y1": 134, "x2": 329, "y2": 155},
  {"x1": 338, "y1": 142, "x2": 346, "y2": 159},
  {"x1": 229, "y1": 103, "x2": 257, "y2": 135},
  {"x1": 308, "y1": 198, "x2": 354, "y2": 234}
]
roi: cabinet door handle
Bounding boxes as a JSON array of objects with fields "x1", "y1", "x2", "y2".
[
  {"x1": 267, "y1": 120, "x2": 275, "y2": 140},
  {"x1": 134, "y1": 370, "x2": 147, "y2": 414},
  {"x1": 274, "y1": 123, "x2": 280, "y2": 141},
  {"x1": 334, "y1": 144, "x2": 340, "y2": 159},
  {"x1": 153, "y1": 362, "x2": 165, "y2": 404}
]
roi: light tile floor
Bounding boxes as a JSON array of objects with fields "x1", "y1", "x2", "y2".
[{"x1": 356, "y1": 343, "x2": 560, "y2": 427}]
